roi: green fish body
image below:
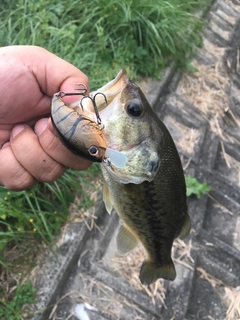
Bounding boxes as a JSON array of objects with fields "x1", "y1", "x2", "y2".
[
  {"x1": 99, "y1": 70, "x2": 191, "y2": 285},
  {"x1": 51, "y1": 69, "x2": 191, "y2": 285}
]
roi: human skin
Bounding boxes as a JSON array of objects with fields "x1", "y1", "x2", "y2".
[{"x1": 0, "y1": 45, "x2": 91, "y2": 191}]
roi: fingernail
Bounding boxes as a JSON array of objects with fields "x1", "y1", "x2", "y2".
[
  {"x1": 35, "y1": 118, "x2": 48, "y2": 136},
  {"x1": 11, "y1": 125, "x2": 26, "y2": 138}
]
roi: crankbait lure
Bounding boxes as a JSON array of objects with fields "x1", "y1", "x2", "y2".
[{"x1": 51, "y1": 86, "x2": 127, "y2": 168}]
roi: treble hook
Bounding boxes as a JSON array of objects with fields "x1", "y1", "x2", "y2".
[
  {"x1": 80, "y1": 92, "x2": 108, "y2": 125},
  {"x1": 58, "y1": 83, "x2": 88, "y2": 98}
]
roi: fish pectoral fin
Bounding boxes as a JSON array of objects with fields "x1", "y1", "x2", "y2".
[
  {"x1": 140, "y1": 259, "x2": 176, "y2": 285},
  {"x1": 103, "y1": 183, "x2": 113, "y2": 214},
  {"x1": 116, "y1": 224, "x2": 138, "y2": 254},
  {"x1": 178, "y1": 214, "x2": 191, "y2": 240}
]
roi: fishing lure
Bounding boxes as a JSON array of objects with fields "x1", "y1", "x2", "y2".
[
  {"x1": 51, "y1": 86, "x2": 107, "y2": 162},
  {"x1": 51, "y1": 86, "x2": 127, "y2": 168}
]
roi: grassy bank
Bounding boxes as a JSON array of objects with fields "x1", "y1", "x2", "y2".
[{"x1": 0, "y1": 0, "x2": 210, "y2": 88}]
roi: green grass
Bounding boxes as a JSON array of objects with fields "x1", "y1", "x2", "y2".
[
  {"x1": 0, "y1": 0, "x2": 210, "y2": 88},
  {"x1": 0, "y1": 164, "x2": 101, "y2": 270},
  {"x1": 0, "y1": 281, "x2": 36, "y2": 320}
]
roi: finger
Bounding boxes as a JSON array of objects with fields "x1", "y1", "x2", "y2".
[
  {"x1": 23, "y1": 46, "x2": 90, "y2": 104},
  {"x1": 39, "y1": 49, "x2": 90, "y2": 102},
  {"x1": 0, "y1": 145, "x2": 36, "y2": 191},
  {"x1": 10, "y1": 124, "x2": 66, "y2": 182},
  {"x1": 0, "y1": 46, "x2": 89, "y2": 125},
  {"x1": 35, "y1": 118, "x2": 92, "y2": 170},
  {"x1": 0, "y1": 128, "x2": 11, "y2": 148}
]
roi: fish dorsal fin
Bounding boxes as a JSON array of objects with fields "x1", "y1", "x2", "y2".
[
  {"x1": 140, "y1": 258, "x2": 176, "y2": 285},
  {"x1": 178, "y1": 214, "x2": 191, "y2": 239},
  {"x1": 103, "y1": 183, "x2": 113, "y2": 215},
  {"x1": 116, "y1": 224, "x2": 139, "y2": 254}
]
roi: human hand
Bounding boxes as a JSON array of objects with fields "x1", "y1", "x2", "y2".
[{"x1": 0, "y1": 45, "x2": 91, "y2": 191}]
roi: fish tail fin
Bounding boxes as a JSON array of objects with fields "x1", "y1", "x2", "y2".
[{"x1": 140, "y1": 259, "x2": 176, "y2": 285}]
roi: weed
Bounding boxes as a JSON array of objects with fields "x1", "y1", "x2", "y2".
[
  {"x1": 185, "y1": 175, "x2": 211, "y2": 199},
  {"x1": 0, "y1": 164, "x2": 101, "y2": 261},
  {"x1": 0, "y1": 280, "x2": 36, "y2": 320}
]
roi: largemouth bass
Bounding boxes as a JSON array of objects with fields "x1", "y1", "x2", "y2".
[{"x1": 51, "y1": 69, "x2": 191, "y2": 285}]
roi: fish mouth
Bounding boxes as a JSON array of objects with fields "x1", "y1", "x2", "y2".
[
  {"x1": 67, "y1": 70, "x2": 128, "y2": 115},
  {"x1": 90, "y1": 69, "x2": 129, "y2": 111}
]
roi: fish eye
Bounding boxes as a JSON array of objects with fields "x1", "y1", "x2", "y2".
[
  {"x1": 126, "y1": 101, "x2": 144, "y2": 118},
  {"x1": 88, "y1": 145, "x2": 99, "y2": 156}
]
